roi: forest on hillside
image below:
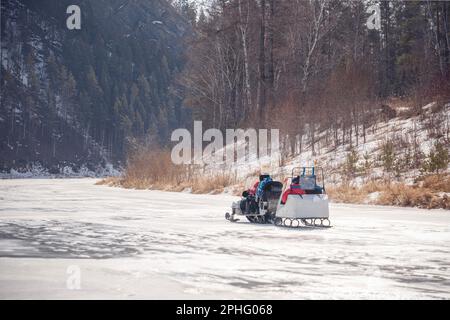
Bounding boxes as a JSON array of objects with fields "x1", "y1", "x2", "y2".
[
  {"x1": 1, "y1": 0, "x2": 189, "y2": 172},
  {"x1": 179, "y1": 0, "x2": 450, "y2": 155}
]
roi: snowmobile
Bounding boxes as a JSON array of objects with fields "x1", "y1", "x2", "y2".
[
  {"x1": 225, "y1": 174, "x2": 283, "y2": 224},
  {"x1": 225, "y1": 167, "x2": 331, "y2": 228}
]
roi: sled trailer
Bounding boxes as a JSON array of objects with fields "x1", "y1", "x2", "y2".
[{"x1": 274, "y1": 167, "x2": 330, "y2": 227}]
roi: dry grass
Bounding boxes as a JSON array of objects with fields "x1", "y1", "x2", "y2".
[
  {"x1": 377, "y1": 184, "x2": 436, "y2": 208},
  {"x1": 98, "y1": 147, "x2": 237, "y2": 194},
  {"x1": 327, "y1": 181, "x2": 378, "y2": 204},
  {"x1": 95, "y1": 176, "x2": 121, "y2": 186},
  {"x1": 419, "y1": 174, "x2": 450, "y2": 192},
  {"x1": 190, "y1": 172, "x2": 237, "y2": 194},
  {"x1": 328, "y1": 175, "x2": 450, "y2": 209},
  {"x1": 121, "y1": 149, "x2": 186, "y2": 190}
]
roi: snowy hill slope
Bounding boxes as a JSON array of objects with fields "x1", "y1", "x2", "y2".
[{"x1": 203, "y1": 102, "x2": 450, "y2": 187}]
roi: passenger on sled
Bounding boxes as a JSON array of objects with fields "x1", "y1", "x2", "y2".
[
  {"x1": 280, "y1": 173, "x2": 324, "y2": 205},
  {"x1": 280, "y1": 175, "x2": 305, "y2": 205}
]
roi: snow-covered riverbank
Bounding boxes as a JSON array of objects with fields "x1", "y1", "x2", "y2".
[{"x1": 0, "y1": 179, "x2": 449, "y2": 299}]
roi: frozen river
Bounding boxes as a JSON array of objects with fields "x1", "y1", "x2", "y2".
[{"x1": 0, "y1": 178, "x2": 449, "y2": 299}]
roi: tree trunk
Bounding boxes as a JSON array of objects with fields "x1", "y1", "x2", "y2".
[
  {"x1": 266, "y1": 0, "x2": 275, "y2": 111},
  {"x1": 257, "y1": 0, "x2": 266, "y2": 124},
  {"x1": 238, "y1": 0, "x2": 252, "y2": 117}
]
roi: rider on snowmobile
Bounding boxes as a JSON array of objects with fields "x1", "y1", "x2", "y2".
[
  {"x1": 246, "y1": 174, "x2": 272, "y2": 197},
  {"x1": 241, "y1": 174, "x2": 273, "y2": 213}
]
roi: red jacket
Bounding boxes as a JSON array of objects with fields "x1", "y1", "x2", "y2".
[
  {"x1": 281, "y1": 184, "x2": 305, "y2": 204},
  {"x1": 248, "y1": 181, "x2": 259, "y2": 196}
]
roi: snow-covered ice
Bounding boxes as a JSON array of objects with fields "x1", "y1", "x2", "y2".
[{"x1": 0, "y1": 179, "x2": 449, "y2": 299}]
